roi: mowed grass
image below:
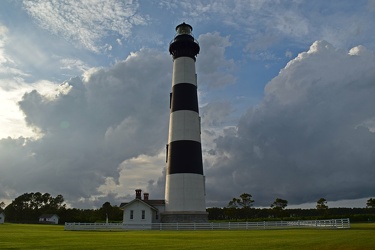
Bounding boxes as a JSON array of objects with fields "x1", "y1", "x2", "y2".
[{"x1": 0, "y1": 223, "x2": 374, "y2": 250}]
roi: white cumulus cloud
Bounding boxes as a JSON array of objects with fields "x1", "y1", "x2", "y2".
[
  {"x1": 205, "y1": 41, "x2": 375, "y2": 207},
  {"x1": 23, "y1": 0, "x2": 148, "y2": 53},
  {"x1": 0, "y1": 49, "x2": 171, "y2": 207}
]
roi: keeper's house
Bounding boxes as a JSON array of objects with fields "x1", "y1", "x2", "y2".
[{"x1": 120, "y1": 189, "x2": 165, "y2": 224}]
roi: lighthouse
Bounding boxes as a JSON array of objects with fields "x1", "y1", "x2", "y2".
[{"x1": 162, "y1": 23, "x2": 208, "y2": 223}]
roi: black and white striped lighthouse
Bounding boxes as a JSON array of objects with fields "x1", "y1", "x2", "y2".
[{"x1": 162, "y1": 23, "x2": 208, "y2": 223}]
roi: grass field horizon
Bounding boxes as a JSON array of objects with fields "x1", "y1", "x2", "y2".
[{"x1": 1, "y1": 223, "x2": 374, "y2": 249}]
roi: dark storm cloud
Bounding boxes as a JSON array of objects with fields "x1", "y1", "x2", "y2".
[{"x1": 204, "y1": 41, "x2": 375, "y2": 207}]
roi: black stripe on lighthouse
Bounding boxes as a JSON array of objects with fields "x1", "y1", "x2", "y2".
[
  {"x1": 171, "y1": 83, "x2": 199, "y2": 113},
  {"x1": 167, "y1": 140, "x2": 203, "y2": 174}
]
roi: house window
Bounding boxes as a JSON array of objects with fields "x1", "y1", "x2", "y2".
[
  {"x1": 155, "y1": 212, "x2": 158, "y2": 220},
  {"x1": 141, "y1": 210, "x2": 145, "y2": 220},
  {"x1": 130, "y1": 210, "x2": 134, "y2": 220}
]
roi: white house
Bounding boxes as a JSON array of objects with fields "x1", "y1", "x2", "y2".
[
  {"x1": 39, "y1": 214, "x2": 59, "y2": 224},
  {"x1": 120, "y1": 190, "x2": 165, "y2": 227},
  {"x1": 0, "y1": 212, "x2": 5, "y2": 224}
]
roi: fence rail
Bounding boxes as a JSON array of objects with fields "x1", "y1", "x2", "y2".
[{"x1": 64, "y1": 218, "x2": 350, "y2": 231}]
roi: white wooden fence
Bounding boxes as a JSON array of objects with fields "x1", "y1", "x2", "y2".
[{"x1": 64, "y1": 218, "x2": 350, "y2": 231}]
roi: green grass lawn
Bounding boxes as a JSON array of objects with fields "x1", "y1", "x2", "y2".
[{"x1": 0, "y1": 223, "x2": 374, "y2": 250}]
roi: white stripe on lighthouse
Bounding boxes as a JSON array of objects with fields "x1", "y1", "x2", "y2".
[
  {"x1": 172, "y1": 57, "x2": 197, "y2": 86},
  {"x1": 168, "y1": 110, "x2": 201, "y2": 143},
  {"x1": 165, "y1": 173, "x2": 206, "y2": 211}
]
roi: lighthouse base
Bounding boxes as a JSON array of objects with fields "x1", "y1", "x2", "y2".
[{"x1": 161, "y1": 211, "x2": 208, "y2": 223}]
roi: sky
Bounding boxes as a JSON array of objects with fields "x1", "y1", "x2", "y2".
[{"x1": 0, "y1": 0, "x2": 375, "y2": 209}]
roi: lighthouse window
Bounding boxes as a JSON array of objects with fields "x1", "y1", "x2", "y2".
[
  {"x1": 141, "y1": 210, "x2": 145, "y2": 219},
  {"x1": 130, "y1": 210, "x2": 134, "y2": 220},
  {"x1": 177, "y1": 26, "x2": 191, "y2": 35}
]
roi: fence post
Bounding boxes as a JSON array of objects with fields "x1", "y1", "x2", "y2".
[{"x1": 347, "y1": 218, "x2": 350, "y2": 228}]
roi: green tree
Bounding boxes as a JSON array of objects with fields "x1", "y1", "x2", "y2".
[
  {"x1": 50, "y1": 194, "x2": 65, "y2": 210},
  {"x1": 270, "y1": 198, "x2": 288, "y2": 218},
  {"x1": 366, "y1": 198, "x2": 375, "y2": 208},
  {"x1": 227, "y1": 193, "x2": 255, "y2": 220},
  {"x1": 97, "y1": 202, "x2": 123, "y2": 222},
  {"x1": 238, "y1": 193, "x2": 255, "y2": 209},
  {"x1": 227, "y1": 198, "x2": 240, "y2": 220},
  {"x1": 207, "y1": 207, "x2": 225, "y2": 220},
  {"x1": 0, "y1": 201, "x2": 5, "y2": 212},
  {"x1": 316, "y1": 198, "x2": 328, "y2": 210},
  {"x1": 227, "y1": 198, "x2": 240, "y2": 208},
  {"x1": 271, "y1": 198, "x2": 288, "y2": 210},
  {"x1": 227, "y1": 193, "x2": 254, "y2": 209},
  {"x1": 4, "y1": 192, "x2": 66, "y2": 222},
  {"x1": 100, "y1": 202, "x2": 112, "y2": 221}
]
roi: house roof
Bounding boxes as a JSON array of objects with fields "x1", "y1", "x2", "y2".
[
  {"x1": 39, "y1": 214, "x2": 59, "y2": 219},
  {"x1": 120, "y1": 199, "x2": 165, "y2": 210}
]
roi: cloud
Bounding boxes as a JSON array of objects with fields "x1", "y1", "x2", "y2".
[
  {"x1": 160, "y1": 0, "x2": 375, "y2": 57},
  {"x1": 0, "y1": 20, "x2": 92, "y2": 84},
  {"x1": 368, "y1": 0, "x2": 375, "y2": 12},
  {"x1": 197, "y1": 32, "x2": 236, "y2": 88},
  {"x1": 0, "y1": 79, "x2": 57, "y2": 139},
  {"x1": 205, "y1": 41, "x2": 375, "y2": 207},
  {"x1": 0, "y1": 23, "x2": 29, "y2": 78},
  {"x1": 0, "y1": 22, "x2": 60, "y2": 139},
  {"x1": 0, "y1": 23, "x2": 9, "y2": 64},
  {"x1": 0, "y1": 26, "x2": 238, "y2": 207},
  {"x1": 97, "y1": 152, "x2": 166, "y2": 202},
  {"x1": 22, "y1": 0, "x2": 148, "y2": 53},
  {"x1": 59, "y1": 58, "x2": 89, "y2": 72},
  {"x1": 285, "y1": 50, "x2": 293, "y2": 58},
  {"x1": 0, "y1": 48, "x2": 171, "y2": 208}
]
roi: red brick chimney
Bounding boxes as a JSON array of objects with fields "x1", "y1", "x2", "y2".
[
  {"x1": 135, "y1": 189, "x2": 142, "y2": 199},
  {"x1": 143, "y1": 193, "x2": 149, "y2": 201}
]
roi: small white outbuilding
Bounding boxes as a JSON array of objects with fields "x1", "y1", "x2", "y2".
[{"x1": 39, "y1": 214, "x2": 59, "y2": 224}]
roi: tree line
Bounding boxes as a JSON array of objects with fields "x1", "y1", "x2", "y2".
[
  {"x1": 1, "y1": 192, "x2": 374, "y2": 224},
  {"x1": 208, "y1": 193, "x2": 375, "y2": 222},
  {"x1": 0, "y1": 192, "x2": 123, "y2": 224}
]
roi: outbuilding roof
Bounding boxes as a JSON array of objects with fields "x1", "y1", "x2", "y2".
[{"x1": 39, "y1": 214, "x2": 59, "y2": 219}]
